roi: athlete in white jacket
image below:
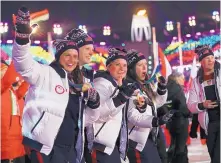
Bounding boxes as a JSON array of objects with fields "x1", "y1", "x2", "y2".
[
  {"x1": 90, "y1": 48, "x2": 138, "y2": 163},
  {"x1": 12, "y1": 7, "x2": 100, "y2": 163},
  {"x1": 125, "y1": 49, "x2": 174, "y2": 163}
]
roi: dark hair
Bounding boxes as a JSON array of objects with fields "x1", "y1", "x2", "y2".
[
  {"x1": 141, "y1": 83, "x2": 156, "y2": 101},
  {"x1": 127, "y1": 64, "x2": 156, "y2": 100},
  {"x1": 71, "y1": 65, "x2": 83, "y2": 84},
  {"x1": 68, "y1": 64, "x2": 84, "y2": 94}
]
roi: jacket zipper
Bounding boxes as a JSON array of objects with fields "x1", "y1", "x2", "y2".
[
  {"x1": 95, "y1": 122, "x2": 106, "y2": 137},
  {"x1": 129, "y1": 126, "x2": 135, "y2": 135},
  {"x1": 79, "y1": 96, "x2": 84, "y2": 160},
  {"x1": 31, "y1": 111, "x2": 45, "y2": 133},
  {"x1": 123, "y1": 101, "x2": 130, "y2": 161},
  {"x1": 124, "y1": 104, "x2": 128, "y2": 161}
]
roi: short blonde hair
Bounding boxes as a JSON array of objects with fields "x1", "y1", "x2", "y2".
[{"x1": 168, "y1": 71, "x2": 184, "y2": 82}]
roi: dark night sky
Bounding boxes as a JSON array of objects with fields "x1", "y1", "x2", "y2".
[{"x1": 1, "y1": 1, "x2": 220, "y2": 44}]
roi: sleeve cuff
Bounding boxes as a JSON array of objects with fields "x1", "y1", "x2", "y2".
[
  {"x1": 136, "y1": 101, "x2": 147, "y2": 113},
  {"x1": 16, "y1": 37, "x2": 30, "y2": 45},
  {"x1": 157, "y1": 88, "x2": 167, "y2": 95},
  {"x1": 158, "y1": 83, "x2": 167, "y2": 90},
  {"x1": 87, "y1": 100, "x2": 100, "y2": 109},
  {"x1": 112, "y1": 93, "x2": 127, "y2": 107},
  {"x1": 152, "y1": 117, "x2": 159, "y2": 127},
  {"x1": 136, "y1": 107, "x2": 146, "y2": 113},
  {"x1": 198, "y1": 103, "x2": 206, "y2": 110}
]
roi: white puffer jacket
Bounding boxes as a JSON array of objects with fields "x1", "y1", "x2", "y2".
[
  {"x1": 127, "y1": 87, "x2": 167, "y2": 152},
  {"x1": 12, "y1": 42, "x2": 100, "y2": 155},
  {"x1": 92, "y1": 72, "x2": 126, "y2": 155},
  {"x1": 187, "y1": 62, "x2": 221, "y2": 134}
]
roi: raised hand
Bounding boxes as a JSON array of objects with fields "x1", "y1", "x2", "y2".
[
  {"x1": 157, "y1": 76, "x2": 167, "y2": 95},
  {"x1": 15, "y1": 7, "x2": 38, "y2": 44}
]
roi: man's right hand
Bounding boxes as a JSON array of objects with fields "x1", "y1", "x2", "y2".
[{"x1": 203, "y1": 100, "x2": 218, "y2": 109}]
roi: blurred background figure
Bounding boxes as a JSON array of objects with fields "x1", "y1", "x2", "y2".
[
  {"x1": 163, "y1": 71, "x2": 190, "y2": 163},
  {"x1": 1, "y1": 60, "x2": 30, "y2": 163}
]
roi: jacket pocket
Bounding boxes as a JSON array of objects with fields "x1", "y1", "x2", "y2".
[
  {"x1": 31, "y1": 111, "x2": 45, "y2": 133},
  {"x1": 30, "y1": 111, "x2": 63, "y2": 148}
]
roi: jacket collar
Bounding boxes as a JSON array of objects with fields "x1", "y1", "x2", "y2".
[
  {"x1": 49, "y1": 61, "x2": 66, "y2": 78},
  {"x1": 94, "y1": 70, "x2": 118, "y2": 87}
]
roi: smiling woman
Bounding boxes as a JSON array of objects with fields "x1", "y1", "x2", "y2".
[
  {"x1": 12, "y1": 7, "x2": 101, "y2": 163},
  {"x1": 58, "y1": 49, "x2": 79, "y2": 72},
  {"x1": 52, "y1": 39, "x2": 79, "y2": 73}
]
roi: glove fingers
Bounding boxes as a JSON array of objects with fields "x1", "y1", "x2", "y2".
[
  {"x1": 88, "y1": 88, "x2": 98, "y2": 102},
  {"x1": 158, "y1": 76, "x2": 166, "y2": 83},
  {"x1": 15, "y1": 7, "x2": 32, "y2": 36},
  {"x1": 18, "y1": 7, "x2": 30, "y2": 18}
]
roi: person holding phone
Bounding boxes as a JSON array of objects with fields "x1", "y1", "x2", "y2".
[{"x1": 188, "y1": 45, "x2": 220, "y2": 163}]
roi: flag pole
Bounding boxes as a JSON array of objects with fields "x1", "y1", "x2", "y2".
[
  {"x1": 177, "y1": 22, "x2": 183, "y2": 72},
  {"x1": 47, "y1": 32, "x2": 55, "y2": 60},
  {"x1": 152, "y1": 27, "x2": 158, "y2": 69},
  {"x1": 152, "y1": 27, "x2": 159, "y2": 79}
]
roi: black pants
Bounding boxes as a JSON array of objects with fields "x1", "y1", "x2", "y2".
[
  {"x1": 156, "y1": 128, "x2": 168, "y2": 163},
  {"x1": 190, "y1": 114, "x2": 206, "y2": 139},
  {"x1": 127, "y1": 137, "x2": 161, "y2": 163},
  {"x1": 207, "y1": 121, "x2": 220, "y2": 163},
  {"x1": 167, "y1": 118, "x2": 189, "y2": 163},
  {"x1": 84, "y1": 146, "x2": 92, "y2": 163},
  {"x1": 90, "y1": 146, "x2": 121, "y2": 163},
  {"x1": 29, "y1": 144, "x2": 85, "y2": 163}
]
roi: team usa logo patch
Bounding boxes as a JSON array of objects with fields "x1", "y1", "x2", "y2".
[{"x1": 55, "y1": 85, "x2": 65, "y2": 94}]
